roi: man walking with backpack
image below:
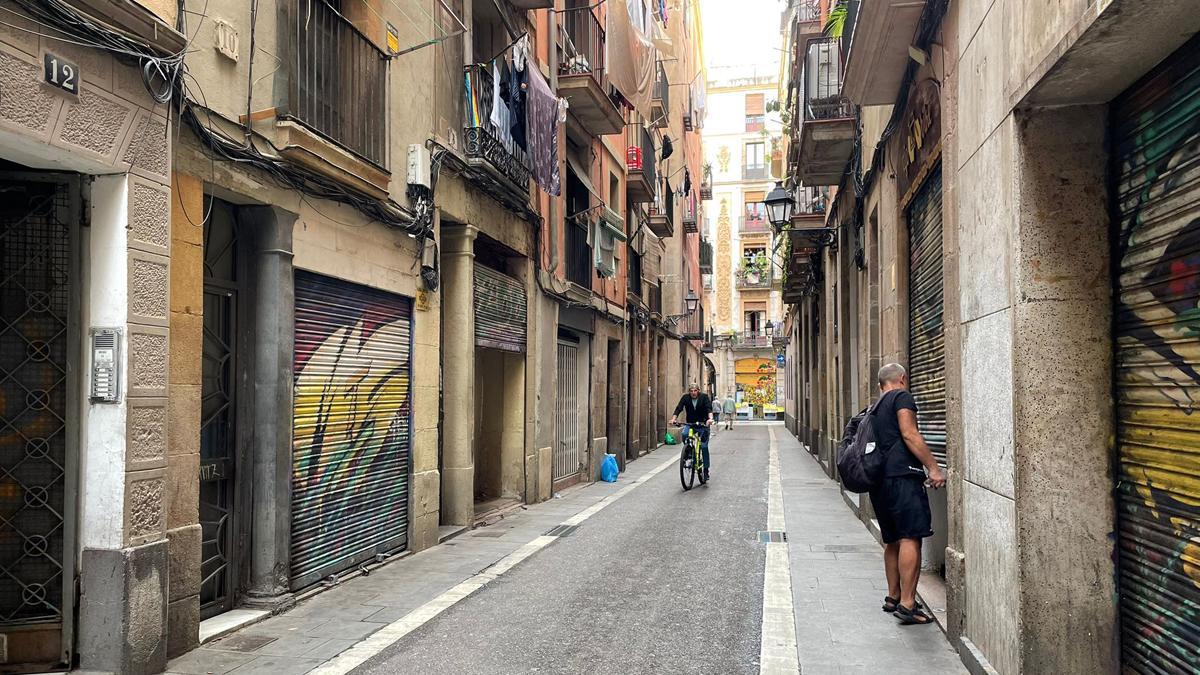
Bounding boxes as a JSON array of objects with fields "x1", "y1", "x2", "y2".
[{"x1": 869, "y1": 363, "x2": 946, "y2": 625}]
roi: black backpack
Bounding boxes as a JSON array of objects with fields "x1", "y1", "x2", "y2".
[{"x1": 835, "y1": 392, "x2": 896, "y2": 493}]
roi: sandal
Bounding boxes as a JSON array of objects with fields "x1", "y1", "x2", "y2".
[
  {"x1": 895, "y1": 602, "x2": 935, "y2": 625},
  {"x1": 882, "y1": 596, "x2": 924, "y2": 614}
]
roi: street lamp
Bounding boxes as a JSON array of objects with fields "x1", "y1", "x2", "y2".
[
  {"x1": 763, "y1": 182, "x2": 794, "y2": 233},
  {"x1": 684, "y1": 290, "x2": 699, "y2": 315}
]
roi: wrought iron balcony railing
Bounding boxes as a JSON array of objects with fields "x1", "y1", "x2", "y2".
[
  {"x1": 739, "y1": 215, "x2": 770, "y2": 234},
  {"x1": 742, "y1": 164, "x2": 769, "y2": 180},
  {"x1": 559, "y1": 6, "x2": 606, "y2": 85},
  {"x1": 737, "y1": 267, "x2": 773, "y2": 289},
  {"x1": 464, "y1": 64, "x2": 533, "y2": 192},
  {"x1": 804, "y1": 36, "x2": 854, "y2": 121},
  {"x1": 288, "y1": 0, "x2": 388, "y2": 166},
  {"x1": 566, "y1": 220, "x2": 592, "y2": 288}
]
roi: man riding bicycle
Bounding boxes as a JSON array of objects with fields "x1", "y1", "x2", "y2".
[{"x1": 670, "y1": 383, "x2": 714, "y2": 481}]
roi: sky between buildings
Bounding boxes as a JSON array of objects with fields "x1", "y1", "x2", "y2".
[{"x1": 700, "y1": 0, "x2": 786, "y2": 82}]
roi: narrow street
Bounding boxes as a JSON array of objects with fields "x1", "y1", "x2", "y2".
[{"x1": 168, "y1": 425, "x2": 963, "y2": 674}]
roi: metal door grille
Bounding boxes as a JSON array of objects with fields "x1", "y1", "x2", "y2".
[
  {"x1": 199, "y1": 199, "x2": 239, "y2": 619},
  {"x1": 1111, "y1": 36, "x2": 1200, "y2": 673},
  {"x1": 906, "y1": 166, "x2": 946, "y2": 464},
  {"x1": 555, "y1": 343, "x2": 582, "y2": 481},
  {"x1": 291, "y1": 272, "x2": 412, "y2": 589},
  {"x1": 0, "y1": 176, "x2": 75, "y2": 667}
]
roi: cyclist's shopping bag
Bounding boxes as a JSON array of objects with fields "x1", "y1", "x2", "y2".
[
  {"x1": 664, "y1": 432, "x2": 677, "y2": 445},
  {"x1": 600, "y1": 454, "x2": 619, "y2": 482},
  {"x1": 836, "y1": 402, "x2": 888, "y2": 493}
]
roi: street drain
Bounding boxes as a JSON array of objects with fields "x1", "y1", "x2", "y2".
[
  {"x1": 544, "y1": 524, "x2": 579, "y2": 537},
  {"x1": 757, "y1": 530, "x2": 788, "y2": 543}
]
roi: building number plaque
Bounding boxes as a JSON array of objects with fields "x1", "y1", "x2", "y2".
[{"x1": 43, "y1": 53, "x2": 79, "y2": 95}]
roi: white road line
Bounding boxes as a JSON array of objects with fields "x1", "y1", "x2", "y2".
[
  {"x1": 310, "y1": 452, "x2": 679, "y2": 675},
  {"x1": 760, "y1": 425, "x2": 800, "y2": 674}
]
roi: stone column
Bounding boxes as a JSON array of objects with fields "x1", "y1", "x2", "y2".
[
  {"x1": 239, "y1": 205, "x2": 297, "y2": 609},
  {"x1": 441, "y1": 224, "x2": 478, "y2": 526}
]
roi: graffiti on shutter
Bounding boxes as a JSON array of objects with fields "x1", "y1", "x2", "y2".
[
  {"x1": 906, "y1": 165, "x2": 946, "y2": 465},
  {"x1": 291, "y1": 272, "x2": 412, "y2": 589},
  {"x1": 474, "y1": 264, "x2": 527, "y2": 353},
  {"x1": 1111, "y1": 36, "x2": 1200, "y2": 673}
]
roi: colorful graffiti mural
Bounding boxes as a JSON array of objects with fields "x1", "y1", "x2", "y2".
[
  {"x1": 1111, "y1": 41, "x2": 1200, "y2": 671},
  {"x1": 290, "y1": 273, "x2": 413, "y2": 588}
]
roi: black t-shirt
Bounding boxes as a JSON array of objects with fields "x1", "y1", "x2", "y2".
[
  {"x1": 872, "y1": 389, "x2": 926, "y2": 478},
  {"x1": 673, "y1": 393, "x2": 713, "y2": 424}
]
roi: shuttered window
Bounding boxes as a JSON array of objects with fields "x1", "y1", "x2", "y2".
[
  {"x1": 906, "y1": 165, "x2": 945, "y2": 465},
  {"x1": 1111, "y1": 36, "x2": 1200, "y2": 673},
  {"x1": 291, "y1": 272, "x2": 412, "y2": 589},
  {"x1": 745, "y1": 93, "x2": 765, "y2": 116}
]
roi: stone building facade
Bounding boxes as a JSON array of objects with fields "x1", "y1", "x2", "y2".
[
  {"x1": 781, "y1": 0, "x2": 1200, "y2": 672},
  {"x1": 0, "y1": 0, "x2": 705, "y2": 672}
]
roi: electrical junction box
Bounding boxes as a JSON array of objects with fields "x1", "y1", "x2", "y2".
[
  {"x1": 89, "y1": 328, "x2": 122, "y2": 403},
  {"x1": 407, "y1": 144, "x2": 431, "y2": 189}
]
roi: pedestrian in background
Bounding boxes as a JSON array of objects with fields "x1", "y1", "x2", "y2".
[
  {"x1": 869, "y1": 363, "x2": 946, "y2": 625},
  {"x1": 712, "y1": 395, "x2": 723, "y2": 428},
  {"x1": 723, "y1": 393, "x2": 736, "y2": 430}
]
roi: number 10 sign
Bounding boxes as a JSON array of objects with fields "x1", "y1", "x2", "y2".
[{"x1": 43, "y1": 53, "x2": 79, "y2": 95}]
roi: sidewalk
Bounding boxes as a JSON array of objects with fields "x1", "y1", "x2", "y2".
[
  {"x1": 165, "y1": 446, "x2": 677, "y2": 675},
  {"x1": 774, "y1": 429, "x2": 965, "y2": 674}
]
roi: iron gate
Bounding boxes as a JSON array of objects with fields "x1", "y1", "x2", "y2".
[
  {"x1": 291, "y1": 272, "x2": 413, "y2": 589},
  {"x1": 906, "y1": 165, "x2": 946, "y2": 465},
  {"x1": 555, "y1": 341, "x2": 583, "y2": 482},
  {"x1": 1111, "y1": 35, "x2": 1200, "y2": 673},
  {"x1": 0, "y1": 175, "x2": 77, "y2": 670},
  {"x1": 200, "y1": 199, "x2": 240, "y2": 619}
]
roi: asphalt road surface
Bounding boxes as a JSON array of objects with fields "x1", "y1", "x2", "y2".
[{"x1": 355, "y1": 424, "x2": 770, "y2": 675}]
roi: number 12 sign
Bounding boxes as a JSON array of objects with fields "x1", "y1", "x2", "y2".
[{"x1": 43, "y1": 53, "x2": 79, "y2": 95}]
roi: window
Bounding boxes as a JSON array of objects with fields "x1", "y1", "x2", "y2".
[
  {"x1": 609, "y1": 173, "x2": 620, "y2": 213},
  {"x1": 745, "y1": 93, "x2": 765, "y2": 132},
  {"x1": 745, "y1": 142, "x2": 765, "y2": 169},
  {"x1": 743, "y1": 246, "x2": 766, "y2": 263},
  {"x1": 745, "y1": 191, "x2": 766, "y2": 222}
]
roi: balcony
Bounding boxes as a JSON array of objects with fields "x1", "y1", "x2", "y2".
[
  {"x1": 797, "y1": 36, "x2": 856, "y2": 186},
  {"x1": 739, "y1": 215, "x2": 771, "y2": 235},
  {"x1": 682, "y1": 303, "x2": 705, "y2": 341},
  {"x1": 842, "y1": 0, "x2": 926, "y2": 105},
  {"x1": 559, "y1": 8, "x2": 624, "y2": 141},
  {"x1": 649, "y1": 283, "x2": 663, "y2": 316},
  {"x1": 736, "y1": 266, "x2": 773, "y2": 290},
  {"x1": 463, "y1": 64, "x2": 533, "y2": 197},
  {"x1": 725, "y1": 331, "x2": 772, "y2": 349},
  {"x1": 782, "y1": 237, "x2": 816, "y2": 303},
  {"x1": 627, "y1": 127, "x2": 657, "y2": 205},
  {"x1": 565, "y1": 220, "x2": 593, "y2": 289},
  {"x1": 651, "y1": 62, "x2": 669, "y2": 129},
  {"x1": 282, "y1": 0, "x2": 390, "y2": 196},
  {"x1": 790, "y1": 184, "x2": 828, "y2": 229},
  {"x1": 648, "y1": 179, "x2": 674, "y2": 238},
  {"x1": 742, "y1": 164, "x2": 769, "y2": 181},
  {"x1": 682, "y1": 194, "x2": 698, "y2": 233},
  {"x1": 700, "y1": 176, "x2": 713, "y2": 200},
  {"x1": 702, "y1": 329, "x2": 715, "y2": 353},
  {"x1": 699, "y1": 239, "x2": 714, "y2": 274}
]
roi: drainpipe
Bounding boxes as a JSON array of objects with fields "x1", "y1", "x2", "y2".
[{"x1": 547, "y1": 6, "x2": 559, "y2": 274}]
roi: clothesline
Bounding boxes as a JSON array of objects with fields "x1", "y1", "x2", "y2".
[{"x1": 485, "y1": 30, "x2": 528, "y2": 64}]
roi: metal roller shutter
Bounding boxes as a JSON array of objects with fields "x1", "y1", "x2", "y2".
[
  {"x1": 555, "y1": 341, "x2": 583, "y2": 482},
  {"x1": 474, "y1": 264, "x2": 527, "y2": 353},
  {"x1": 1111, "y1": 36, "x2": 1200, "y2": 674},
  {"x1": 291, "y1": 271, "x2": 412, "y2": 589},
  {"x1": 906, "y1": 165, "x2": 946, "y2": 464}
]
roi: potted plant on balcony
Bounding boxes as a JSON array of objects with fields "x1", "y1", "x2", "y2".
[{"x1": 738, "y1": 253, "x2": 769, "y2": 285}]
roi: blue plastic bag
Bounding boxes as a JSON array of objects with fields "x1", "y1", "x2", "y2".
[{"x1": 600, "y1": 454, "x2": 619, "y2": 483}]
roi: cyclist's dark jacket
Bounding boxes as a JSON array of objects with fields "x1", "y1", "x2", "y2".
[{"x1": 673, "y1": 393, "x2": 713, "y2": 424}]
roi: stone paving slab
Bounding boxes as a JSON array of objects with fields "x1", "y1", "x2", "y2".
[
  {"x1": 165, "y1": 446, "x2": 678, "y2": 675},
  {"x1": 774, "y1": 430, "x2": 966, "y2": 674}
]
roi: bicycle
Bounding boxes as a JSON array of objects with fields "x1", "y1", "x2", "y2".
[{"x1": 674, "y1": 423, "x2": 708, "y2": 490}]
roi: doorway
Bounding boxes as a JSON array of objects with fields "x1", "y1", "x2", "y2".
[{"x1": 199, "y1": 199, "x2": 245, "y2": 619}]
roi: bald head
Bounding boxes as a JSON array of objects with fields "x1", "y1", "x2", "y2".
[{"x1": 878, "y1": 363, "x2": 907, "y2": 390}]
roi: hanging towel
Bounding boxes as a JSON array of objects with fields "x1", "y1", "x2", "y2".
[{"x1": 526, "y1": 65, "x2": 560, "y2": 196}]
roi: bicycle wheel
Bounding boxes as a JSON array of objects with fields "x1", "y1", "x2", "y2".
[
  {"x1": 679, "y1": 442, "x2": 696, "y2": 490},
  {"x1": 697, "y1": 442, "x2": 708, "y2": 486}
]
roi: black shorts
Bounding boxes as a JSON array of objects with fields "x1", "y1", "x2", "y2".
[{"x1": 869, "y1": 476, "x2": 933, "y2": 544}]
